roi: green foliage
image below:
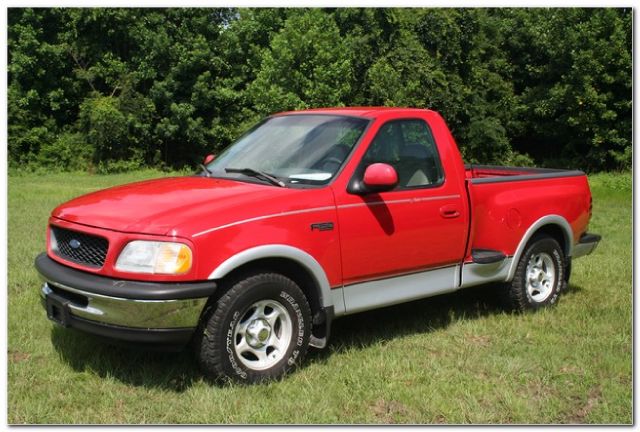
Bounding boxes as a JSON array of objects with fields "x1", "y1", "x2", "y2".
[
  {"x1": 95, "y1": 157, "x2": 145, "y2": 174},
  {"x1": 463, "y1": 117, "x2": 511, "y2": 164},
  {"x1": 499, "y1": 8, "x2": 632, "y2": 170},
  {"x1": 589, "y1": 170, "x2": 632, "y2": 193},
  {"x1": 78, "y1": 96, "x2": 127, "y2": 159},
  {"x1": 249, "y1": 9, "x2": 352, "y2": 113},
  {"x1": 7, "y1": 8, "x2": 632, "y2": 172},
  {"x1": 504, "y1": 151, "x2": 536, "y2": 168},
  {"x1": 78, "y1": 89, "x2": 154, "y2": 166},
  {"x1": 37, "y1": 132, "x2": 92, "y2": 170}
]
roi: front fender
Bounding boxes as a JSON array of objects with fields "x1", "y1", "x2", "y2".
[{"x1": 207, "y1": 244, "x2": 345, "y2": 314}]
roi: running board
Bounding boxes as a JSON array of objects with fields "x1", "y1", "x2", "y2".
[{"x1": 471, "y1": 249, "x2": 506, "y2": 264}]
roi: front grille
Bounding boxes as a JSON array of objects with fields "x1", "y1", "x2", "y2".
[{"x1": 51, "y1": 226, "x2": 108, "y2": 268}]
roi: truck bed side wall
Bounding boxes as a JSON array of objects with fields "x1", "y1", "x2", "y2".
[{"x1": 466, "y1": 175, "x2": 592, "y2": 261}]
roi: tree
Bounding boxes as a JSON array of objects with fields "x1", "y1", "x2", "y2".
[
  {"x1": 248, "y1": 9, "x2": 352, "y2": 114},
  {"x1": 500, "y1": 8, "x2": 631, "y2": 170},
  {"x1": 7, "y1": 7, "x2": 632, "y2": 172}
]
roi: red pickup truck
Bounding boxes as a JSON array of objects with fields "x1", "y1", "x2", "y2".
[{"x1": 36, "y1": 107, "x2": 600, "y2": 383}]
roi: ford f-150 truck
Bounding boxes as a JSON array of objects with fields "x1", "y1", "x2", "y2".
[{"x1": 36, "y1": 107, "x2": 600, "y2": 383}]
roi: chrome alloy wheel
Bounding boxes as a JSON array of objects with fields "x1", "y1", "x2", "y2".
[
  {"x1": 233, "y1": 299, "x2": 293, "y2": 371},
  {"x1": 526, "y1": 252, "x2": 556, "y2": 303}
]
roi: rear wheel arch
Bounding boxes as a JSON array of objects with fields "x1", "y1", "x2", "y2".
[
  {"x1": 501, "y1": 235, "x2": 565, "y2": 311},
  {"x1": 506, "y1": 215, "x2": 573, "y2": 282},
  {"x1": 535, "y1": 224, "x2": 570, "y2": 258}
]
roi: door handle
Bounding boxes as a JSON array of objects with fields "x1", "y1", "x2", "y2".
[{"x1": 439, "y1": 205, "x2": 460, "y2": 219}]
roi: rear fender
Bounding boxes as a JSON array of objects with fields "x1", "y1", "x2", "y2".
[{"x1": 506, "y1": 215, "x2": 573, "y2": 281}]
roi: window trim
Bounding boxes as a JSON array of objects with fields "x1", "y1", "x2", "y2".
[{"x1": 348, "y1": 117, "x2": 446, "y2": 193}]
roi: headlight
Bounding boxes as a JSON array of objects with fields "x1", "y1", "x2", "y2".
[{"x1": 115, "y1": 241, "x2": 192, "y2": 275}]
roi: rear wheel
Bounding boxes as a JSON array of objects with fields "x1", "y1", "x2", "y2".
[
  {"x1": 502, "y1": 235, "x2": 565, "y2": 311},
  {"x1": 196, "y1": 272, "x2": 311, "y2": 384}
]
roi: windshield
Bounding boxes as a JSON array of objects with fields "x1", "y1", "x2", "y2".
[{"x1": 206, "y1": 114, "x2": 369, "y2": 186}]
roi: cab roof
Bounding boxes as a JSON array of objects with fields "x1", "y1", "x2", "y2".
[{"x1": 274, "y1": 107, "x2": 433, "y2": 119}]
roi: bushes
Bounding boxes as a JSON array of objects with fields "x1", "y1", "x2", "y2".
[
  {"x1": 37, "y1": 132, "x2": 92, "y2": 170},
  {"x1": 78, "y1": 90, "x2": 154, "y2": 165},
  {"x1": 8, "y1": 8, "x2": 632, "y2": 173}
]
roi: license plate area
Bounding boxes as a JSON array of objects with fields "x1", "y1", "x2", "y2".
[{"x1": 45, "y1": 292, "x2": 71, "y2": 327}]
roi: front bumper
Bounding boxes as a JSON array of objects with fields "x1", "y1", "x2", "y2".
[{"x1": 35, "y1": 253, "x2": 216, "y2": 346}]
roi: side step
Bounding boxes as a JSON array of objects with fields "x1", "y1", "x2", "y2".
[{"x1": 471, "y1": 249, "x2": 506, "y2": 264}]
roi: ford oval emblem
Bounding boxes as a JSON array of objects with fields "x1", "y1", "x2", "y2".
[{"x1": 69, "y1": 239, "x2": 81, "y2": 249}]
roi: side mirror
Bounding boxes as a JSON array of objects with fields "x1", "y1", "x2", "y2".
[
  {"x1": 203, "y1": 154, "x2": 215, "y2": 165},
  {"x1": 362, "y1": 163, "x2": 398, "y2": 192}
]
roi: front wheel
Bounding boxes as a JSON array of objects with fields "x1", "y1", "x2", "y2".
[
  {"x1": 196, "y1": 272, "x2": 311, "y2": 384},
  {"x1": 502, "y1": 235, "x2": 565, "y2": 312}
]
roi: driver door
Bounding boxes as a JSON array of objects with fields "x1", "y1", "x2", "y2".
[{"x1": 335, "y1": 117, "x2": 467, "y2": 290}]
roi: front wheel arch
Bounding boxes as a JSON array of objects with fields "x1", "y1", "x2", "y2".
[
  {"x1": 206, "y1": 245, "x2": 337, "y2": 313},
  {"x1": 211, "y1": 257, "x2": 324, "y2": 326}
]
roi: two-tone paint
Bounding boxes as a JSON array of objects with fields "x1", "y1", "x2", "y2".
[{"x1": 41, "y1": 107, "x2": 597, "y2": 338}]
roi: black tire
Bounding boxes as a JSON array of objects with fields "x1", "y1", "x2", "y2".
[
  {"x1": 501, "y1": 235, "x2": 565, "y2": 312},
  {"x1": 196, "y1": 272, "x2": 311, "y2": 384}
]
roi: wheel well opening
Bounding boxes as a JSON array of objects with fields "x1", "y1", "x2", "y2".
[
  {"x1": 533, "y1": 224, "x2": 569, "y2": 257},
  {"x1": 218, "y1": 257, "x2": 323, "y2": 320}
]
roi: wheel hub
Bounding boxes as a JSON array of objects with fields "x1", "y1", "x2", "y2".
[{"x1": 245, "y1": 318, "x2": 272, "y2": 348}]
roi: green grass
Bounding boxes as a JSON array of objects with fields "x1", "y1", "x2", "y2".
[{"x1": 8, "y1": 170, "x2": 632, "y2": 424}]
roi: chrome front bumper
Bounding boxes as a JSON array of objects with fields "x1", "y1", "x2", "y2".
[
  {"x1": 40, "y1": 282, "x2": 208, "y2": 329},
  {"x1": 36, "y1": 253, "x2": 217, "y2": 346}
]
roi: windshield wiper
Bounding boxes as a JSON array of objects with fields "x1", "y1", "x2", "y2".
[
  {"x1": 199, "y1": 163, "x2": 213, "y2": 177},
  {"x1": 225, "y1": 167, "x2": 286, "y2": 188}
]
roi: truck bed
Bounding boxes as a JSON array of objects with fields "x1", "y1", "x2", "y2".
[
  {"x1": 463, "y1": 164, "x2": 591, "y2": 267},
  {"x1": 465, "y1": 164, "x2": 585, "y2": 183}
]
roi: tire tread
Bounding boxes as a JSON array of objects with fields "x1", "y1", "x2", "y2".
[
  {"x1": 500, "y1": 234, "x2": 564, "y2": 312},
  {"x1": 197, "y1": 272, "x2": 311, "y2": 383}
]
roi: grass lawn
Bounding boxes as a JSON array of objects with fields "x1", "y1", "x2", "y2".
[{"x1": 7, "y1": 170, "x2": 632, "y2": 424}]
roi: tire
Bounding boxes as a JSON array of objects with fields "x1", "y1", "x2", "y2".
[
  {"x1": 196, "y1": 272, "x2": 311, "y2": 384},
  {"x1": 501, "y1": 235, "x2": 565, "y2": 312}
]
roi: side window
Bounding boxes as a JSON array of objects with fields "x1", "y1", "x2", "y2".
[{"x1": 361, "y1": 119, "x2": 444, "y2": 188}]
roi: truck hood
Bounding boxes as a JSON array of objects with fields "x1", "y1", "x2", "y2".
[{"x1": 52, "y1": 176, "x2": 311, "y2": 237}]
